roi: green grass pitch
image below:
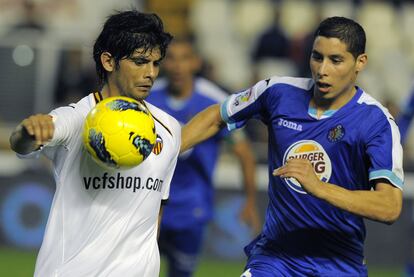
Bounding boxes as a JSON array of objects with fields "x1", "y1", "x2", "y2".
[{"x1": 0, "y1": 247, "x2": 403, "y2": 277}]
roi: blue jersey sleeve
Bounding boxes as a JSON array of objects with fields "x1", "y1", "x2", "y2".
[
  {"x1": 364, "y1": 112, "x2": 404, "y2": 189},
  {"x1": 220, "y1": 79, "x2": 274, "y2": 130}
]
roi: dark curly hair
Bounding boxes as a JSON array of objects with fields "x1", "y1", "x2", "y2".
[{"x1": 93, "y1": 10, "x2": 173, "y2": 85}]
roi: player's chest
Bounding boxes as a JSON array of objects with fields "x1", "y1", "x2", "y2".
[{"x1": 270, "y1": 114, "x2": 361, "y2": 154}]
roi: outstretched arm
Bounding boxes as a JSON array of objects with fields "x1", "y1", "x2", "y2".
[
  {"x1": 181, "y1": 104, "x2": 226, "y2": 153},
  {"x1": 274, "y1": 159, "x2": 403, "y2": 224},
  {"x1": 10, "y1": 114, "x2": 55, "y2": 155}
]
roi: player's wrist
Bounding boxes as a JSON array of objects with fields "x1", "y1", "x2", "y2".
[
  {"x1": 244, "y1": 193, "x2": 257, "y2": 204},
  {"x1": 311, "y1": 181, "x2": 327, "y2": 199}
]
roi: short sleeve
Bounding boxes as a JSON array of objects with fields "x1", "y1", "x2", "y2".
[
  {"x1": 48, "y1": 105, "x2": 83, "y2": 147},
  {"x1": 220, "y1": 79, "x2": 273, "y2": 130},
  {"x1": 365, "y1": 114, "x2": 404, "y2": 189},
  {"x1": 17, "y1": 105, "x2": 82, "y2": 160}
]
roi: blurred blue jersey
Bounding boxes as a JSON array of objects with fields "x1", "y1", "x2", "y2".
[
  {"x1": 221, "y1": 76, "x2": 404, "y2": 275},
  {"x1": 397, "y1": 84, "x2": 414, "y2": 143},
  {"x1": 147, "y1": 77, "x2": 228, "y2": 229}
]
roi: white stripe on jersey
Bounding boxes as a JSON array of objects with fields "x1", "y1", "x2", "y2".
[
  {"x1": 357, "y1": 91, "x2": 404, "y2": 189},
  {"x1": 224, "y1": 76, "x2": 313, "y2": 121},
  {"x1": 264, "y1": 76, "x2": 314, "y2": 91},
  {"x1": 195, "y1": 77, "x2": 228, "y2": 102}
]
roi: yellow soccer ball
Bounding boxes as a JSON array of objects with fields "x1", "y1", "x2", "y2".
[{"x1": 83, "y1": 96, "x2": 156, "y2": 169}]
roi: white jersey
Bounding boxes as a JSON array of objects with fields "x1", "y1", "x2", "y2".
[{"x1": 23, "y1": 93, "x2": 181, "y2": 277}]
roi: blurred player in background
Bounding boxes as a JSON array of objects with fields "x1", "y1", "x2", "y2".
[
  {"x1": 147, "y1": 37, "x2": 260, "y2": 277},
  {"x1": 9, "y1": 10, "x2": 180, "y2": 277},
  {"x1": 395, "y1": 84, "x2": 414, "y2": 277},
  {"x1": 181, "y1": 16, "x2": 403, "y2": 276},
  {"x1": 397, "y1": 83, "x2": 414, "y2": 143}
]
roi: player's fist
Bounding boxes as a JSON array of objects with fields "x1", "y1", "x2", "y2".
[
  {"x1": 21, "y1": 114, "x2": 54, "y2": 146},
  {"x1": 273, "y1": 158, "x2": 323, "y2": 196}
]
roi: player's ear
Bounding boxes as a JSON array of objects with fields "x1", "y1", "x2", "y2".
[
  {"x1": 101, "y1": 52, "x2": 115, "y2": 73},
  {"x1": 355, "y1": 53, "x2": 367, "y2": 73}
]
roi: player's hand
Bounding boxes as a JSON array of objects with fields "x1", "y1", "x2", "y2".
[
  {"x1": 273, "y1": 159, "x2": 323, "y2": 196},
  {"x1": 20, "y1": 114, "x2": 54, "y2": 146},
  {"x1": 239, "y1": 198, "x2": 261, "y2": 235}
]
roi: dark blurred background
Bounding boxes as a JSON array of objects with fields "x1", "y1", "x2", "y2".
[{"x1": 0, "y1": 0, "x2": 414, "y2": 276}]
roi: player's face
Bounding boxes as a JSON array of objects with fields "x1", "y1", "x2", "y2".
[
  {"x1": 108, "y1": 48, "x2": 162, "y2": 100},
  {"x1": 310, "y1": 36, "x2": 367, "y2": 107},
  {"x1": 162, "y1": 41, "x2": 201, "y2": 95}
]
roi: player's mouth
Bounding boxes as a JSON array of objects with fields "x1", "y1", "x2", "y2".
[
  {"x1": 136, "y1": 84, "x2": 152, "y2": 92},
  {"x1": 316, "y1": 81, "x2": 331, "y2": 93}
]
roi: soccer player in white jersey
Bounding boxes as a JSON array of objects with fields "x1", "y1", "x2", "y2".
[
  {"x1": 181, "y1": 17, "x2": 403, "y2": 276},
  {"x1": 9, "y1": 10, "x2": 180, "y2": 277}
]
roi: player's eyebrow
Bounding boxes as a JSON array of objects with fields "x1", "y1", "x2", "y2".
[
  {"x1": 329, "y1": 54, "x2": 344, "y2": 60},
  {"x1": 311, "y1": 50, "x2": 322, "y2": 57},
  {"x1": 311, "y1": 50, "x2": 344, "y2": 60},
  {"x1": 128, "y1": 55, "x2": 162, "y2": 64},
  {"x1": 128, "y1": 56, "x2": 149, "y2": 62}
]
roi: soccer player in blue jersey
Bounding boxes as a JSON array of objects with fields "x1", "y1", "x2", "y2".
[
  {"x1": 395, "y1": 84, "x2": 414, "y2": 277},
  {"x1": 181, "y1": 17, "x2": 404, "y2": 276},
  {"x1": 146, "y1": 37, "x2": 260, "y2": 277}
]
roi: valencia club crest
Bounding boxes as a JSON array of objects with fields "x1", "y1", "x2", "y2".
[{"x1": 152, "y1": 134, "x2": 163, "y2": 155}]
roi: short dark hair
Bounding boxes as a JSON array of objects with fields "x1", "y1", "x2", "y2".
[
  {"x1": 314, "y1": 16, "x2": 366, "y2": 59},
  {"x1": 93, "y1": 10, "x2": 173, "y2": 85}
]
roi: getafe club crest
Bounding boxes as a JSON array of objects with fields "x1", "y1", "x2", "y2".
[
  {"x1": 328, "y1": 124, "x2": 345, "y2": 143},
  {"x1": 282, "y1": 140, "x2": 332, "y2": 194},
  {"x1": 152, "y1": 134, "x2": 163, "y2": 155}
]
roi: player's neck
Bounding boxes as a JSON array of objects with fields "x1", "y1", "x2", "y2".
[{"x1": 100, "y1": 84, "x2": 121, "y2": 99}]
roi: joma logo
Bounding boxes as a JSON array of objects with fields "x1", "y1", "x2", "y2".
[{"x1": 278, "y1": 118, "x2": 302, "y2": 131}]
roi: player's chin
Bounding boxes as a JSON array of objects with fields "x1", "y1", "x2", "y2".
[
  {"x1": 316, "y1": 88, "x2": 338, "y2": 99},
  {"x1": 131, "y1": 89, "x2": 150, "y2": 100}
]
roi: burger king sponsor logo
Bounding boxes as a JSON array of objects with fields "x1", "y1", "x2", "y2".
[{"x1": 282, "y1": 140, "x2": 332, "y2": 194}]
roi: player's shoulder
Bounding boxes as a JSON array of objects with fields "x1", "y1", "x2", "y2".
[
  {"x1": 356, "y1": 89, "x2": 393, "y2": 120},
  {"x1": 50, "y1": 93, "x2": 93, "y2": 122},
  {"x1": 244, "y1": 76, "x2": 313, "y2": 103},
  {"x1": 194, "y1": 77, "x2": 229, "y2": 103},
  {"x1": 64, "y1": 93, "x2": 95, "y2": 115},
  {"x1": 145, "y1": 101, "x2": 181, "y2": 137},
  {"x1": 260, "y1": 76, "x2": 314, "y2": 91}
]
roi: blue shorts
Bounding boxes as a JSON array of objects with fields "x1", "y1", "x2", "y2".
[
  {"x1": 242, "y1": 253, "x2": 368, "y2": 277},
  {"x1": 242, "y1": 234, "x2": 368, "y2": 277},
  {"x1": 242, "y1": 253, "x2": 316, "y2": 277},
  {"x1": 159, "y1": 224, "x2": 206, "y2": 277}
]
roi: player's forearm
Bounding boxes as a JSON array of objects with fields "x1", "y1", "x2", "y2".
[
  {"x1": 233, "y1": 140, "x2": 257, "y2": 201},
  {"x1": 181, "y1": 104, "x2": 225, "y2": 153},
  {"x1": 9, "y1": 125, "x2": 38, "y2": 155},
  {"x1": 315, "y1": 182, "x2": 402, "y2": 224}
]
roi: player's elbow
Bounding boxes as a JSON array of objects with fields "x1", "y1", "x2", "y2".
[
  {"x1": 9, "y1": 132, "x2": 25, "y2": 155},
  {"x1": 208, "y1": 104, "x2": 225, "y2": 128},
  {"x1": 380, "y1": 203, "x2": 402, "y2": 225}
]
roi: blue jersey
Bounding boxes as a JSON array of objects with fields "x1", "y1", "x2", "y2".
[
  {"x1": 147, "y1": 77, "x2": 228, "y2": 229},
  {"x1": 221, "y1": 77, "x2": 404, "y2": 273}
]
